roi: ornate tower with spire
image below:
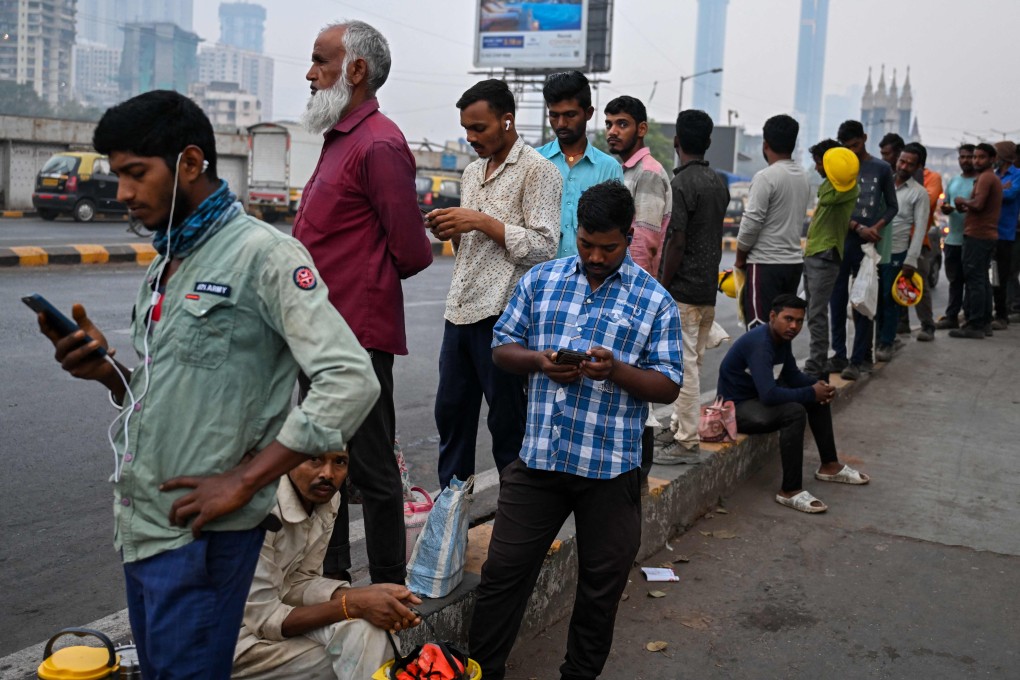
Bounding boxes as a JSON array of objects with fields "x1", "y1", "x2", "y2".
[
  {"x1": 899, "y1": 66, "x2": 914, "y2": 139},
  {"x1": 860, "y1": 65, "x2": 917, "y2": 143}
]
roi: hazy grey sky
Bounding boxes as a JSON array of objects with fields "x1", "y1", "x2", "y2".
[{"x1": 194, "y1": 0, "x2": 1020, "y2": 148}]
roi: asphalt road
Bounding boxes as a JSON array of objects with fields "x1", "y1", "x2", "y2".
[
  {"x1": 1, "y1": 230, "x2": 815, "y2": 656},
  {"x1": 0, "y1": 216, "x2": 148, "y2": 247}
]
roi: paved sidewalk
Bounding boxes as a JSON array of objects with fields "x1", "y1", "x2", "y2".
[{"x1": 506, "y1": 326, "x2": 1020, "y2": 679}]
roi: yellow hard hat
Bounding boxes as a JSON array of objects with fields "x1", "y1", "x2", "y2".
[
  {"x1": 718, "y1": 269, "x2": 737, "y2": 298},
  {"x1": 823, "y1": 147, "x2": 860, "y2": 192},
  {"x1": 892, "y1": 271, "x2": 924, "y2": 306}
]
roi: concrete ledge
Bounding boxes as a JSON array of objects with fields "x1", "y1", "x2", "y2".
[{"x1": 0, "y1": 243, "x2": 156, "y2": 267}]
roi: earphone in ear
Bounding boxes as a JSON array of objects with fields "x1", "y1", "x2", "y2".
[
  {"x1": 505, "y1": 120, "x2": 512, "y2": 130},
  {"x1": 202, "y1": 160, "x2": 209, "y2": 172},
  {"x1": 626, "y1": 233, "x2": 633, "y2": 244}
]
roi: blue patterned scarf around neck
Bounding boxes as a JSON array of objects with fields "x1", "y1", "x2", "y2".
[{"x1": 152, "y1": 180, "x2": 242, "y2": 258}]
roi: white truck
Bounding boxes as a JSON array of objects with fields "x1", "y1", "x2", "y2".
[{"x1": 247, "y1": 122, "x2": 290, "y2": 223}]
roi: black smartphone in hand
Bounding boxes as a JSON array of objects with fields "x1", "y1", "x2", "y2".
[
  {"x1": 553, "y1": 348, "x2": 589, "y2": 365},
  {"x1": 22, "y1": 293, "x2": 107, "y2": 357}
]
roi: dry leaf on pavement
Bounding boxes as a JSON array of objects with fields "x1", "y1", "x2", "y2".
[
  {"x1": 712, "y1": 529, "x2": 738, "y2": 539},
  {"x1": 679, "y1": 614, "x2": 713, "y2": 630},
  {"x1": 647, "y1": 590, "x2": 666, "y2": 598},
  {"x1": 673, "y1": 555, "x2": 691, "y2": 563},
  {"x1": 645, "y1": 641, "x2": 669, "y2": 653}
]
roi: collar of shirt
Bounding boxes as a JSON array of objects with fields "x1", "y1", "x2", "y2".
[
  {"x1": 677, "y1": 159, "x2": 711, "y2": 173},
  {"x1": 621, "y1": 146, "x2": 651, "y2": 170},
  {"x1": 542, "y1": 138, "x2": 600, "y2": 165},
  {"x1": 276, "y1": 475, "x2": 340, "y2": 526},
  {"x1": 328, "y1": 97, "x2": 380, "y2": 136},
  {"x1": 480, "y1": 136, "x2": 526, "y2": 186},
  {"x1": 567, "y1": 251, "x2": 637, "y2": 290}
]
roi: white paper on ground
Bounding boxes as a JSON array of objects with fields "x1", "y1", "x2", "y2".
[{"x1": 641, "y1": 567, "x2": 679, "y2": 582}]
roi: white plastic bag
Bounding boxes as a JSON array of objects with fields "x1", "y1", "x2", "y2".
[
  {"x1": 850, "y1": 243, "x2": 880, "y2": 319},
  {"x1": 706, "y1": 321, "x2": 731, "y2": 349},
  {"x1": 406, "y1": 475, "x2": 474, "y2": 598}
]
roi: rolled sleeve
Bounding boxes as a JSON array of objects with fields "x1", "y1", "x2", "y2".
[
  {"x1": 504, "y1": 163, "x2": 561, "y2": 265},
  {"x1": 257, "y1": 240, "x2": 380, "y2": 455},
  {"x1": 638, "y1": 299, "x2": 684, "y2": 386}
]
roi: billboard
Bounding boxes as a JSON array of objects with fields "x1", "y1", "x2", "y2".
[{"x1": 474, "y1": 1, "x2": 588, "y2": 70}]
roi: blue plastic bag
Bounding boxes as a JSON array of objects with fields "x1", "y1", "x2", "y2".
[{"x1": 406, "y1": 475, "x2": 474, "y2": 598}]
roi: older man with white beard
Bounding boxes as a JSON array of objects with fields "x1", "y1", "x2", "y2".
[{"x1": 293, "y1": 20, "x2": 433, "y2": 587}]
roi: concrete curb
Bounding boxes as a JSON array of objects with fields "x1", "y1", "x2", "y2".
[{"x1": 0, "y1": 243, "x2": 156, "y2": 267}]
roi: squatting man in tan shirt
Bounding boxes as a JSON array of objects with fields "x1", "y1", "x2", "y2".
[{"x1": 232, "y1": 450, "x2": 421, "y2": 679}]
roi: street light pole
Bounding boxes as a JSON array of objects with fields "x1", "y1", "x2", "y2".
[{"x1": 678, "y1": 67, "x2": 723, "y2": 114}]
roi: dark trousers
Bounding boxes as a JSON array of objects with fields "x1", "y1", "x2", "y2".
[
  {"x1": 436, "y1": 317, "x2": 526, "y2": 488},
  {"x1": 877, "y1": 251, "x2": 907, "y2": 347},
  {"x1": 734, "y1": 399, "x2": 839, "y2": 492},
  {"x1": 302, "y1": 352, "x2": 406, "y2": 584},
  {"x1": 943, "y1": 243, "x2": 964, "y2": 320},
  {"x1": 899, "y1": 245, "x2": 935, "y2": 331},
  {"x1": 469, "y1": 459, "x2": 642, "y2": 680},
  {"x1": 742, "y1": 262, "x2": 804, "y2": 329},
  {"x1": 123, "y1": 528, "x2": 264, "y2": 679},
  {"x1": 1009, "y1": 238, "x2": 1020, "y2": 313},
  {"x1": 830, "y1": 231, "x2": 873, "y2": 365},
  {"x1": 993, "y1": 238, "x2": 1014, "y2": 320},
  {"x1": 962, "y1": 236, "x2": 996, "y2": 329}
]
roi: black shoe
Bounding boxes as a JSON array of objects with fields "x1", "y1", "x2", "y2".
[
  {"x1": 991, "y1": 318, "x2": 1009, "y2": 331},
  {"x1": 824, "y1": 356, "x2": 848, "y2": 374},
  {"x1": 948, "y1": 327, "x2": 985, "y2": 339},
  {"x1": 985, "y1": 325, "x2": 994, "y2": 337},
  {"x1": 935, "y1": 316, "x2": 959, "y2": 330},
  {"x1": 875, "y1": 345, "x2": 894, "y2": 362},
  {"x1": 840, "y1": 364, "x2": 861, "y2": 381},
  {"x1": 916, "y1": 327, "x2": 935, "y2": 342}
]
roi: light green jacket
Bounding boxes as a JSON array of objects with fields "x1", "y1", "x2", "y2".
[{"x1": 114, "y1": 212, "x2": 379, "y2": 563}]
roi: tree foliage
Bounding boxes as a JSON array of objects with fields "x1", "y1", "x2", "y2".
[
  {"x1": 592, "y1": 120, "x2": 676, "y2": 173},
  {"x1": 0, "y1": 82, "x2": 104, "y2": 121}
]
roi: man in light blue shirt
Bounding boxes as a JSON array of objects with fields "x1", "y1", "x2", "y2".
[
  {"x1": 936, "y1": 144, "x2": 976, "y2": 329},
  {"x1": 536, "y1": 71, "x2": 623, "y2": 257}
]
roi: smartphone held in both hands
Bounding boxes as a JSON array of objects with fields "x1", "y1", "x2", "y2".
[{"x1": 553, "y1": 348, "x2": 590, "y2": 365}]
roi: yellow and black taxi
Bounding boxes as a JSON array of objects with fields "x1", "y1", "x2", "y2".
[
  {"x1": 415, "y1": 173, "x2": 461, "y2": 211},
  {"x1": 32, "y1": 152, "x2": 128, "y2": 222}
]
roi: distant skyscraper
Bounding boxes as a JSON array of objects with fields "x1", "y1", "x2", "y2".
[
  {"x1": 219, "y1": 2, "x2": 266, "y2": 54},
  {"x1": 198, "y1": 43, "x2": 273, "y2": 120},
  {"x1": 75, "y1": 43, "x2": 122, "y2": 109},
  {"x1": 78, "y1": 0, "x2": 194, "y2": 50},
  {"x1": 0, "y1": 0, "x2": 76, "y2": 105},
  {"x1": 793, "y1": 0, "x2": 829, "y2": 154},
  {"x1": 119, "y1": 22, "x2": 201, "y2": 99},
  {"x1": 691, "y1": 0, "x2": 728, "y2": 122}
]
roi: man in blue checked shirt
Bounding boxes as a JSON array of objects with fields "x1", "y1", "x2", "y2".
[{"x1": 468, "y1": 180, "x2": 683, "y2": 680}]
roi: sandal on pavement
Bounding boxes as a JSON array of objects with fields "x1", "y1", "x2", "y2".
[
  {"x1": 815, "y1": 464, "x2": 870, "y2": 485},
  {"x1": 775, "y1": 490, "x2": 828, "y2": 513}
]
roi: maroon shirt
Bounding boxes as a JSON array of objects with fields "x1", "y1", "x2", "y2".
[
  {"x1": 294, "y1": 98, "x2": 433, "y2": 355},
  {"x1": 963, "y1": 168, "x2": 1003, "y2": 241}
]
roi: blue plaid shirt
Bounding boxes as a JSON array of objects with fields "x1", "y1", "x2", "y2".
[{"x1": 493, "y1": 254, "x2": 683, "y2": 479}]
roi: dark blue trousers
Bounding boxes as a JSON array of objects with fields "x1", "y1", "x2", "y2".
[
  {"x1": 830, "y1": 231, "x2": 873, "y2": 365},
  {"x1": 123, "y1": 528, "x2": 264, "y2": 679},
  {"x1": 436, "y1": 317, "x2": 526, "y2": 488}
]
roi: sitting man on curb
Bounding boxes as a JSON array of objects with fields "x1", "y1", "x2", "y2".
[
  {"x1": 232, "y1": 450, "x2": 421, "y2": 679},
  {"x1": 717, "y1": 294, "x2": 869, "y2": 514}
]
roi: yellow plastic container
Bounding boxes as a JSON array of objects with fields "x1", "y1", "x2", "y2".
[
  {"x1": 37, "y1": 628, "x2": 120, "y2": 680},
  {"x1": 372, "y1": 658, "x2": 482, "y2": 680}
]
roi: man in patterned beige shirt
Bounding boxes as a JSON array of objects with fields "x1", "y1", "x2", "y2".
[{"x1": 426, "y1": 79, "x2": 561, "y2": 487}]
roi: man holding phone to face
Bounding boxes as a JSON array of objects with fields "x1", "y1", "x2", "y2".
[
  {"x1": 31, "y1": 90, "x2": 380, "y2": 679},
  {"x1": 468, "y1": 180, "x2": 683, "y2": 680}
]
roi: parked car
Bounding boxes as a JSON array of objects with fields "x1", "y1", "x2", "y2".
[
  {"x1": 722, "y1": 196, "x2": 744, "y2": 237},
  {"x1": 416, "y1": 174, "x2": 461, "y2": 211},
  {"x1": 32, "y1": 152, "x2": 127, "y2": 222}
]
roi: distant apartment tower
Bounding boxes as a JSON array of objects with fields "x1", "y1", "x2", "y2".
[
  {"x1": 219, "y1": 2, "x2": 265, "y2": 54},
  {"x1": 691, "y1": 0, "x2": 728, "y2": 122},
  {"x1": 119, "y1": 22, "x2": 201, "y2": 98},
  {"x1": 198, "y1": 44, "x2": 273, "y2": 120},
  {"x1": 793, "y1": 0, "x2": 829, "y2": 154},
  {"x1": 0, "y1": 0, "x2": 76, "y2": 105},
  {"x1": 77, "y1": 0, "x2": 193, "y2": 50},
  {"x1": 191, "y1": 80, "x2": 260, "y2": 128},
  {"x1": 74, "y1": 42, "x2": 121, "y2": 109}
]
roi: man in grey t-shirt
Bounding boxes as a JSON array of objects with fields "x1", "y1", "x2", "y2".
[{"x1": 735, "y1": 114, "x2": 811, "y2": 328}]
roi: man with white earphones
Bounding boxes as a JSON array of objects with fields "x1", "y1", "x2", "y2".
[{"x1": 35, "y1": 90, "x2": 380, "y2": 680}]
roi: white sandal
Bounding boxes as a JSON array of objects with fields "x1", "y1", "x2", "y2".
[
  {"x1": 815, "y1": 464, "x2": 870, "y2": 485},
  {"x1": 775, "y1": 490, "x2": 828, "y2": 513}
]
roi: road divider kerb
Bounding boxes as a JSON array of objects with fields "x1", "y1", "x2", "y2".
[{"x1": 0, "y1": 243, "x2": 157, "y2": 267}]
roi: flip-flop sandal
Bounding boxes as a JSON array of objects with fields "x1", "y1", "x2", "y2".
[
  {"x1": 775, "y1": 490, "x2": 828, "y2": 513},
  {"x1": 815, "y1": 464, "x2": 870, "y2": 485}
]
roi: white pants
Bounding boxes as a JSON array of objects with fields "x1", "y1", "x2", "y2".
[
  {"x1": 670, "y1": 303, "x2": 715, "y2": 448},
  {"x1": 232, "y1": 619, "x2": 394, "y2": 679}
]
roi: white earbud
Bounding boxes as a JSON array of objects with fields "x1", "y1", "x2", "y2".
[{"x1": 505, "y1": 120, "x2": 511, "y2": 130}]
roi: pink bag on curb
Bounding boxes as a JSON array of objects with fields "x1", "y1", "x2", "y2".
[
  {"x1": 404, "y1": 487, "x2": 434, "y2": 562},
  {"x1": 698, "y1": 396, "x2": 737, "y2": 443}
]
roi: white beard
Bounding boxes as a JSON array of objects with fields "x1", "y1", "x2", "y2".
[{"x1": 301, "y1": 75, "x2": 353, "y2": 135}]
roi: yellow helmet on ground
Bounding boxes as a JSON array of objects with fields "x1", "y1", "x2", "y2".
[
  {"x1": 823, "y1": 147, "x2": 860, "y2": 192},
  {"x1": 892, "y1": 270, "x2": 924, "y2": 306},
  {"x1": 718, "y1": 269, "x2": 737, "y2": 298}
]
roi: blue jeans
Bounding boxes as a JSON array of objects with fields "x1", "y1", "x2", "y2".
[
  {"x1": 877, "y1": 251, "x2": 907, "y2": 347},
  {"x1": 123, "y1": 528, "x2": 265, "y2": 679},
  {"x1": 830, "y1": 231, "x2": 873, "y2": 365}
]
